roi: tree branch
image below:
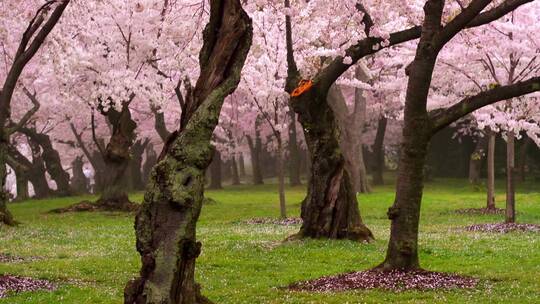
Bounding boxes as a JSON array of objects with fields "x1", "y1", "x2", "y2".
[
  {"x1": 430, "y1": 76, "x2": 540, "y2": 133},
  {"x1": 316, "y1": 0, "x2": 534, "y2": 93},
  {"x1": 8, "y1": 87, "x2": 40, "y2": 134}
]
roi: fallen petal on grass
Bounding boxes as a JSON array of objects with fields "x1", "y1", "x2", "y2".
[
  {"x1": 465, "y1": 223, "x2": 540, "y2": 233},
  {"x1": 0, "y1": 275, "x2": 56, "y2": 298},
  {"x1": 288, "y1": 270, "x2": 479, "y2": 292}
]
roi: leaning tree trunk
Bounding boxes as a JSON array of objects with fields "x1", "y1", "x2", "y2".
[
  {"x1": 372, "y1": 116, "x2": 388, "y2": 186},
  {"x1": 486, "y1": 130, "x2": 496, "y2": 210},
  {"x1": 506, "y1": 132, "x2": 516, "y2": 223},
  {"x1": 287, "y1": 109, "x2": 302, "y2": 186},
  {"x1": 207, "y1": 150, "x2": 223, "y2": 189},
  {"x1": 469, "y1": 132, "x2": 488, "y2": 186},
  {"x1": 20, "y1": 127, "x2": 71, "y2": 196},
  {"x1": 124, "y1": 2, "x2": 252, "y2": 302},
  {"x1": 288, "y1": 86, "x2": 373, "y2": 242}
]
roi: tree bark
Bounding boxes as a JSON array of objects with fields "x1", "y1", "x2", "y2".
[
  {"x1": 372, "y1": 116, "x2": 388, "y2": 185},
  {"x1": 207, "y1": 150, "x2": 223, "y2": 189},
  {"x1": 14, "y1": 166, "x2": 29, "y2": 201},
  {"x1": 287, "y1": 86, "x2": 373, "y2": 242},
  {"x1": 506, "y1": 132, "x2": 516, "y2": 223},
  {"x1": 23, "y1": 140, "x2": 52, "y2": 198},
  {"x1": 469, "y1": 132, "x2": 488, "y2": 185},
  {"x1": 95, "y1": 103, "x2": 138, "y2": 210},
  {"x1": 486, "y1": 130, "x2": 496, "y2": 209},
  {"x1": 124, "y1": 2, "x2": 252, "y2": 302},
  {"x1": 287, "y1": 109, "x2": 302, "y2": 186}
]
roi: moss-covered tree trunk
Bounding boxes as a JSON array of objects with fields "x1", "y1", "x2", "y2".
[{"x1": 124, "y1": 2, "x2": 252, "y2": 302}]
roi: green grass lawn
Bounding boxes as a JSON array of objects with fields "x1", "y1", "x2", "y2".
[{"x1": 1, "y1": 178, "x2": 539, "y2": 303}]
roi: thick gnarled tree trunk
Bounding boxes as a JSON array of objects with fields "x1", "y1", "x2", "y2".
[
  {"x1": 288, "y1": 86, "x2": 373, "y2": 242},
  {"x1": 96, "y1": 103, "x2": 137, "y2": 210},
  {"x1": 124, "y1": 2, "x2": 252, "y2": 303},
  {"x1": 20, "y1": 127, "x2": 71, "y2": 196}
]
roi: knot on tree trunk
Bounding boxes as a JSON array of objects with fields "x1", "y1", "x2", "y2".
[
  {"x1": 181, "y1": 239, "x2": 202, "y2": 260},
  {"x1": 387, "y1": 206, "x2": 400, "y2": 219},
  {"x1": 398, "y1": 240, "x2": 415, "y2": 255}
]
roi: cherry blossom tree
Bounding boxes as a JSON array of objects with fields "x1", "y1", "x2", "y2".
[{"x1": 0, "y1": 0, "x2": 70, "y2": 225}]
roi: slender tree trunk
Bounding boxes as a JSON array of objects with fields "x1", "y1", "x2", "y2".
[
  {"x1": 231, "y1": 155, "x2": 241, "y2": 185},
  {"x1": 277, "y1": 137, "x2": 287, "y2": 218},
  {"x1": 238, "y1": 152, "x2": 246, "y2": 177},
  {"x1": 124, "y1": 3, "x2": 252, "y2": 302},
  {"x1": 486, "y1": 131, "x2": 496, "y2": 210},
  {"x1": 469, "y1": 132, "x2": 488, "y2": 185},
  {"x1": 372, "y1": 116, "x2": 387, "y2": 186},
  {"x1": 247, "y1": 133, "x2": 263, "y2": 185},
  {"x1": 287, "y1": 109, "x2": 302, "y2": 186},
  {"x1": 517, "y1": 136, "x2": 531, "y2": 182},
  {"x1": 506, "y1": 132, "x2": 516, "y2": 223},
  {"x1": 207, "y1": 150, "x2": 223, "y2": 189}
]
